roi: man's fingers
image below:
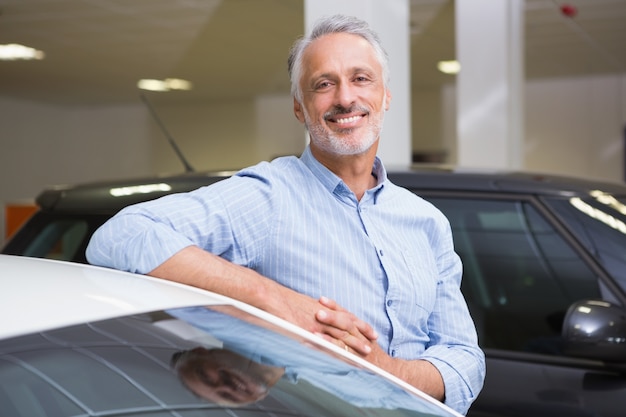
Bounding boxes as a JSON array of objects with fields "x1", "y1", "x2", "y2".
[
  {"x1": 315, "y1": 309, "x2": 372, "y2": 355},
  {"x1": 317, "y1": 297, "x2": 378, "y2": 341}
]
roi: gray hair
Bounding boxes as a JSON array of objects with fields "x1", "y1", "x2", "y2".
[{"x1": 287, "y1": 14, "x2": 390, "y2": 102}]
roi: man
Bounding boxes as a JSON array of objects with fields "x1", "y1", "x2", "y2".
[{"x1": 87, "y1": 14, "x2": 485, "y2": 415}]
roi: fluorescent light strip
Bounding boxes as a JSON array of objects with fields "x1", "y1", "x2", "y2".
[
  {"x1": 137, "y1": 78, "x2": 192, "y2": 92},
  {"x1": 0, "y1": 44, "x2": 45, "y2": 61},
  {"x1": 437, "y1": 60, "x2": 460, "y2": 75}
]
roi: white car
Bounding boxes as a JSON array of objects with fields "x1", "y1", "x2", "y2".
[{"x1": 0, "y1": 254, "x2": 461, "y2": 417}]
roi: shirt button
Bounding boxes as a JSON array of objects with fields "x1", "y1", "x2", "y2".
[
  {"x1": 379, "y1": 249, "x2": 384, "y2": 256},
  {"x1": 391, "y1": 349, "x2": 397, "y2": 357},
  {"x1": 386, "y1": 300, "x2": 393, "y2": 307}
]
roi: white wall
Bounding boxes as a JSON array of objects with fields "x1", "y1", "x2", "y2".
[
  {"x1": 0, "y1": 98, "x2": 152, "y2": 201},
  {"x1": 0, "y1": 95, "x2": 302, "y2": 244},
  {"x1": 148, "y1": 96, "x2": 303, "y2": 174},
  {"x1": 525, "y1": 74, "x2": 626, "y2": 181},
  {"x1": 438, "y1": 73, "x2": 626, "y2": 182}
]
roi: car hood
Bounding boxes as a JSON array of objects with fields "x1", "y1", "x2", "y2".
[{"x1": 0, "y1": 255, "x2": 253, "y2": 339}]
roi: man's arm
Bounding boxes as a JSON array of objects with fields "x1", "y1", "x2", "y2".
[
  {"x1": 148, "y1": 245, "x2": 377, "y2": 353},
  {"x1": 314, "y1": 297, "x2": 444, "y2": 400},
  {"x1": 315, "y1": 286, "x2": 484, "y2": 416},
  {"x1": 155, "y1": 248, "x2": 444, "y2": 400}
]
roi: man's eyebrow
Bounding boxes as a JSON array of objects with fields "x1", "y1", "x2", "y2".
[
  {"x1": 310, "y1": 67, "x2": 376, "y2": 81},
  {"x1": 351, "y1": 66, "x2": 376, "y2": 74}
]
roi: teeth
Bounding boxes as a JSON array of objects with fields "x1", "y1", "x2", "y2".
[{"x1": 336, "y1": 115, "x2": 361, "y2": 124}]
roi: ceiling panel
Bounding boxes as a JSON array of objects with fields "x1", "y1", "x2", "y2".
[{"x1": 0, "y1": 0, "x2": 624, "y2": 106}]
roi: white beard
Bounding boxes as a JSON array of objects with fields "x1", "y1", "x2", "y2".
[{"x1": 304, "y1": 93, "x2": 387, "y2": 156}]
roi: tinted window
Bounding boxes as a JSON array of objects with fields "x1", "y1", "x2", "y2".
[
  {"x1": 21, "y1": 220, "x2": 88, "y2": 260},
  {"x1": 543, "y1": 195, "x2": 626, "y2": 294},
  {"x1": 426, "y1": 197, "x2": 601, "y2": 354},
  {"x1": 2, "y1": 213, "x2": 110, "y2": 263}
]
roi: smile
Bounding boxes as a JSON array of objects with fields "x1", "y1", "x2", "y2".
[{"x1": 335, "y1": 115, "x2": 363, "y2": 124}]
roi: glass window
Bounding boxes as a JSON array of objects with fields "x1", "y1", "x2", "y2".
[
  {"x1": 426, "y1": 197, "x2": 601, "y2": 355},
  {"x1": 21, "y1": 220, "x2": 88, "y2": 261},
  {"x1": 542, "y1": 195, "x2": 626, "y2": 294}
]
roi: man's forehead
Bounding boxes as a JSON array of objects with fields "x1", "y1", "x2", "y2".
[
  {"x1": 301, "y1": 33, "x2": 379, "y2": 74},
  {"x1": 306, "y1": 32, "x2": 371, "y2": 54}
]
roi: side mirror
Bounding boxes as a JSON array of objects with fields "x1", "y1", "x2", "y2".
[{"x1": 562, "y1": 299, "x2": 626, "y2": 362}]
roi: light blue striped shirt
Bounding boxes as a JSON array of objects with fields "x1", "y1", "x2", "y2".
[{"x1": 86, "y1": 146, "x2": 485, "y2": 414}]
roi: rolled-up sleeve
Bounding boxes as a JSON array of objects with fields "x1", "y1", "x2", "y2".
[
  {"x1": 86, "y1": 172, "x2": 272, "y2": 273},
  {"x1": 420, "y1": 218, "x2": 486, "y2": 415}
]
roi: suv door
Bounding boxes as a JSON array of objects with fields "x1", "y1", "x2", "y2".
[{"x1": 423, "y1": 194, "x2": 625, "y2": 417}]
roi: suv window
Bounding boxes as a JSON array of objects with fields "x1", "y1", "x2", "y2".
[
  {"x1": 542, "y1": 196, "x2": 626, "y2": 293},
  {"x1": 21, "y1": 219, "x2": 88, "y2": 261},
  {"x1": 3, "y1": 213, "x2": 110, "y2": 263},
  {"x1": 426, "y1": 197, "x2": 602, "y2": 355}
]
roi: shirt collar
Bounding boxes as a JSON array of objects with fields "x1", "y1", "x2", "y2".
[{"x1": 300, "y1": 146, "x2": 387, "y2": 201}]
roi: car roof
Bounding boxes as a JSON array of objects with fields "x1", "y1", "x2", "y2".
[
  {"x1": 388, "y1": 165, "x2": 626, "y2": 196},
  {"x1": 0, "y1": 254, "x2": 262, "y2": 339},
  {"x1": 35, "y1": 171, "x2": 235, "y2": 213},
  {"x1": 35, "y1": 165, "x2": 626, "y2": 213}
]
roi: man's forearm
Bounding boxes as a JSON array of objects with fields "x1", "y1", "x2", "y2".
[
  {"x1": 383, "y1": 357, "x2": 445, "y2": 402},
  {"x1": 149, "y1": 245, "x2": 285, "y2": 312},
  {"x1": 148, "y1": 246, "x2": 363, "y2": 341}
]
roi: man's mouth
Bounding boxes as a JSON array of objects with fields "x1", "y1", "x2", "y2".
[{"x1": 334, "y1": 115, "x2": 363, "y2": 125}]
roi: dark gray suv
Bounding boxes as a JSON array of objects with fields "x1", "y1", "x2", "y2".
[{"x1": 4, "y1": 166, "x2": 626, "y2": 417}]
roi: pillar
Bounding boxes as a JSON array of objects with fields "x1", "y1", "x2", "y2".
[{"x1": 456, "y1": 0, "x2": 525, "y2": 169}]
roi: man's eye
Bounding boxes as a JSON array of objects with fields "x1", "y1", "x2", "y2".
[{"x1": 315, "y1": 81, "x2": 331, "y2": 89}]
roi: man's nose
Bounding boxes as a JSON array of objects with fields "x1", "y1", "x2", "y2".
[{"x1": 334, "y1": 81, "x2": 356, "y2": 108}]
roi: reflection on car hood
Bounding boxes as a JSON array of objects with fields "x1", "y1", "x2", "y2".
[{"x1": 0, "y1": 307, "x2": 460, "y2": 417}]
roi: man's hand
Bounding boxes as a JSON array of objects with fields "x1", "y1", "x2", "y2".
[
  {"x1": 313, "y1": 296, "x2": 377, "y2": 355},
  {"x1": 314, "y1": 296, "x2": 445, "y2": 402}
]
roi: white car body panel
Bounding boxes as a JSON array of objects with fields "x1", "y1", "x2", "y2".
[
  {"x1": 0, "y1": 254, "x2": 462, "y2": 417},
  {"x1": 0, "y1": 255, "x2": 247, "y2": 339}
]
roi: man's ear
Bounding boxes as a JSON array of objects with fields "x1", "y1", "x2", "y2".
[
  {"x1": 293, "y1": 97, "x2": 305, "y2": 123},
  {"x1": 384, "y1": 89, "x2": 392, "y2": 111}
]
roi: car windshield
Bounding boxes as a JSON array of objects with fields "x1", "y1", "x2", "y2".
[
  {"x1": 0, "y1": 305, "x2": 454, "y2": 417},
  {"x1": 542, "y1": 193, "x2": 626, "y2": 295}
]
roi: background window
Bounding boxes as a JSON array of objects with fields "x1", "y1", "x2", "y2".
[{"x1": 427, "y1": 197, "x2": 601, "y2": 354}]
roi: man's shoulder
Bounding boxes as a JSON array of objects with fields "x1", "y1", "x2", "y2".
[
  {"x1": 384, "y1": 180, "x2": 448, "y2": 217},
  {"x1": 235, "y1": 155, "x2": 310, "y2": 185}
]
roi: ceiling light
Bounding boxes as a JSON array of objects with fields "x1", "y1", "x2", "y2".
[
  {"x1": 0, "y1": 43, "x2": 45, "y2": 61},
  {"x1": 137, "y1": 78, "x2": 192, "y2": 92},
  {"x1": 437, "y1": 60, "x2": 460, "y2": 75},
  {"x1": 137, "y1": 79, "x2": 169, "y2": 92},
  {"x1": 165, "y1": 78, "x2": 192, "y2": 90}
]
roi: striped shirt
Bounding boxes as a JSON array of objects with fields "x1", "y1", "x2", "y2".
[{"x1": 86, "y1": 146, "x2": 485, "y2": 414}]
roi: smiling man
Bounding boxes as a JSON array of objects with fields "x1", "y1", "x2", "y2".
[{"x1": 87, "y1": 14, "x2": 485, "y2": 415}]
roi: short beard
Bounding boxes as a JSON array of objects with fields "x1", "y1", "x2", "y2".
[{"x1": 304, "y1": 98, "x2": 386, "y2": 156}]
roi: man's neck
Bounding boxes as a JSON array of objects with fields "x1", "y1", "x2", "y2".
[{"x1": 311, "y1": 145, "x2": 378, "y2": 201}]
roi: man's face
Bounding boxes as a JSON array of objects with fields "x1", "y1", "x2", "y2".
[
  {"x1": 294, "y1": 32, "x2": 391, "y2": 156},
  {"x1": 173, "y1": 348, "x2": 284, "y2": 406}
]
